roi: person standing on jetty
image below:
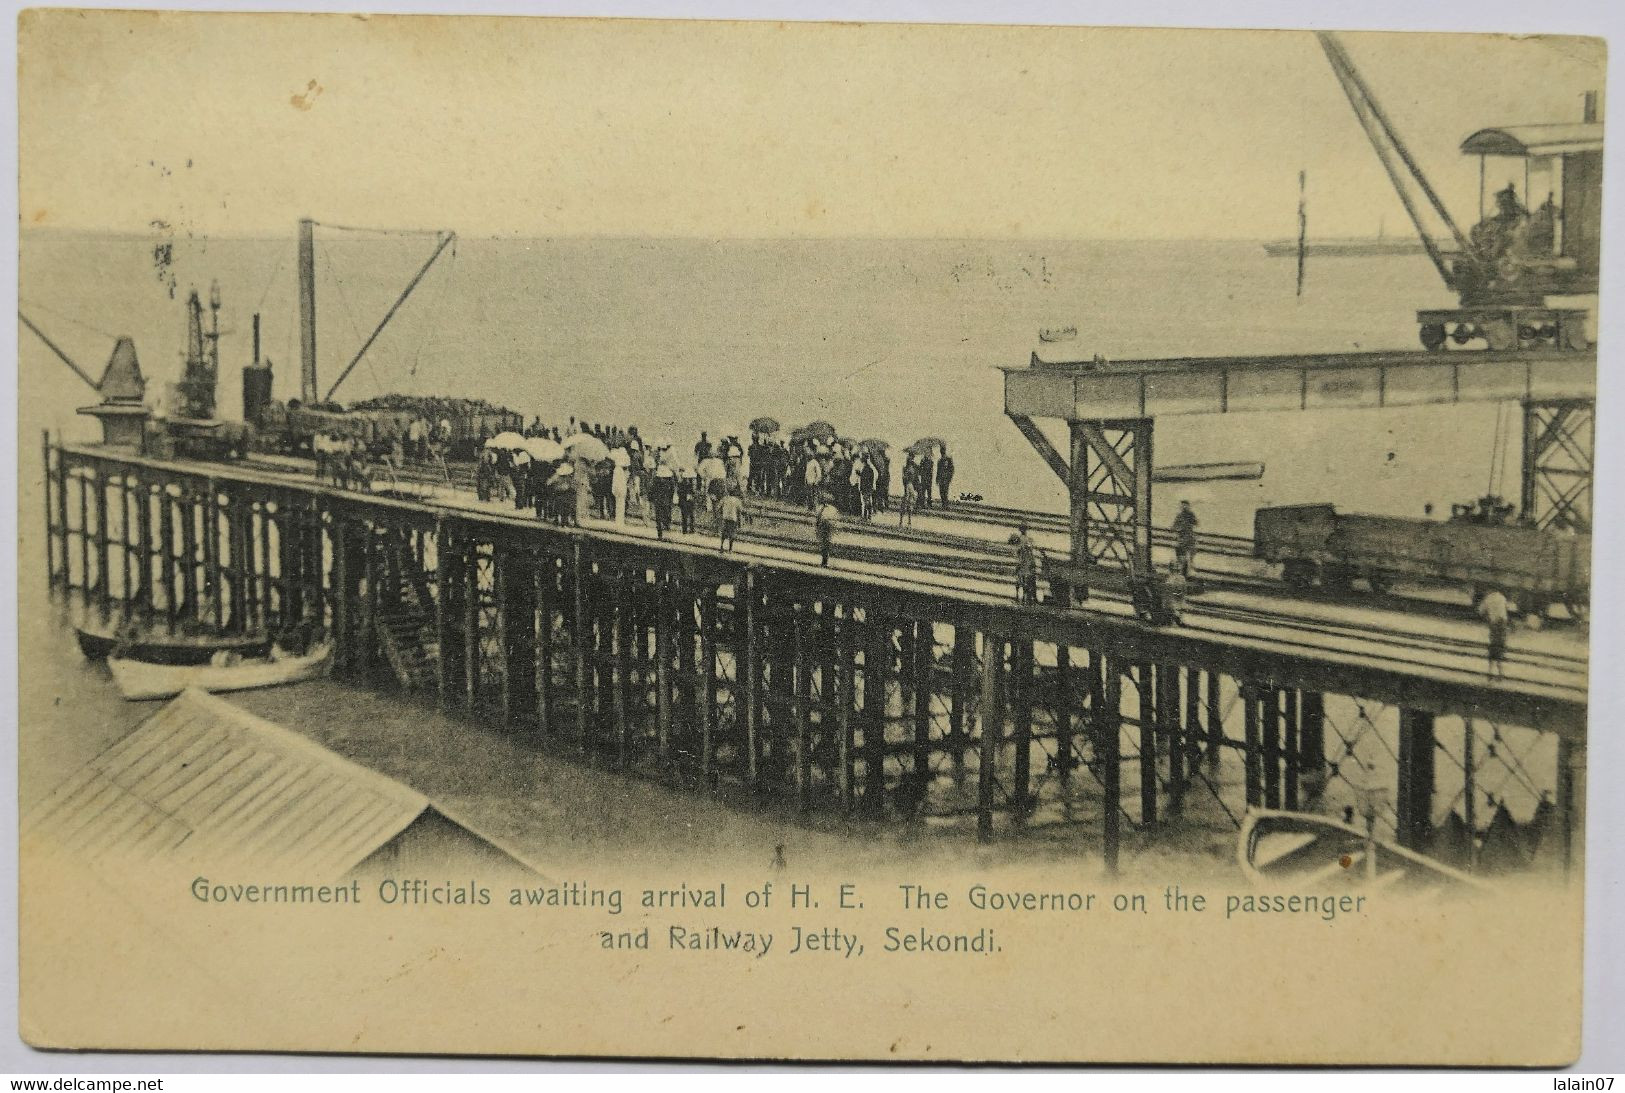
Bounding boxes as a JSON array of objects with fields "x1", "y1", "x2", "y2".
[
  {"x1": 718, "y1": 488, "x2": 744, "y2": 553},
  {"x1": 1173, "y1": 500, "x2": 1199, "y2": 577},
  {"x1": 677, "y1": 471, "x2": 698, "y2": 535},
  {"x1": 1014, "y1": 522, "x2": 1040, "y2": 603},
  {"x1": 1479, "y1": 587, "x2": 1510, "y2": 679},
  {"x1": 936, "y1": 446, "x2": 955, "y2": 507},
  {"x1": 803, "y1": 454, "x2": 824, "y2": 511},
  {"x1": 815, "y1": 495, "x2": 840, "y2": 567},
  {"x1": 650, "y1": 467, "x2": 676, "y2": 540},
  {"x1": 918, "y1": 447, "x2": 936, "y2": 510}
]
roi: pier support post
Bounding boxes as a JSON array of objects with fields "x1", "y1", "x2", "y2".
[
  {"x1": 1011, "y1": 635, "x2": 1034, "y2": 819},
  {"x1": 1163, "y1": 664, "x2": 1184, "y2": 816},
  {"x1": 1283, "y1": 689, "x2": 1301, "y2": 810},
  {"x1": 93, "y1": 465, "x2": 111, "y2": 620},
  {"x1": 741, "y1": 567, "x2": 759, "y2": 785},
  {"x1": 158, "y1": 484, "x2": 177, "y2": 633},
  {"x1": 1262, "y1": 685, "x2": 1282, "y2": 809},
  {"x1": 865, "y1": 614, "x2": 892, "y2": 818},
  {"x1": 949, "y1": 624, "x2": 973, "y2": 786},
  {"x1": 179, "y1": 487, "x2": 199, "y2": 622},
  {"x1": 503, "y1": 549, "x2": 538, "y2": 729},
  {"x1": 77, "y1": 466, "x2": 91, "y2": 606},
  {"x1": 792, "y1": 604, "x2": 809, "y2": 809},
  {"x1": 1396, "y1": 709, "x2": 1436, "y2": 852},
  {"x1": 1299, "y1": 692, "x2": 1326, "y2": 795},
  {"x1": 1055, "y1": 640, "x2": 1075, "y2": 787},
  {"x1": 1138, "y1": 664, "x2": 1157, "y2": 827},
  {"x1": 1242, "y1": 682, "x2": 1262, "y2": 807},
  {"x1": 837, "y1": 607, "x2": 855, "y2": 811},
  {"x1": 463, "y1": 540, "x2": 480, "y2": 710},
  {"x1": 609, "y1": 566, "x2": 628, "y2": 763},
  {"x1": 913, "y1": 620, "x2": 935, "y2": 807},
  {"x1": 537, "y1": 554, "x2": 555, "y2": 735},
  {"x1": 1097, "y1": 657, "x2": 1122, "y2": 874},
  {"x1": 573, "y1": 540, "x2": 589, "y2": 747},
  {"x1": 698, "y1": 584, "x2": 718, "y2": 779},
  {"x1": 54, "y1": 441, "x2": 70, "y2": 591},
  {"x1": 976, "y1": 631, "x2": 1001, "y2": 841},
  {"x1": 654, "y1": 573, "x2": 672, "y2": 761},
  {"x1": 1558, "y1": 737, "x2": 1585, "y2": 877}
]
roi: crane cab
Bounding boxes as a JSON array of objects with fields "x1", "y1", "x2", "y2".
[{"x1": 1418, "y1": 97, "x2": 1602, "y2": 351}]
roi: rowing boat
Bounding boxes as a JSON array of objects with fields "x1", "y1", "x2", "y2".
[
  {"x1": 1238, "y1": 808, "x2": 1492, "y2": 893},
  {"x1": 75, "y1": 622, "x2": 271, "y2": 665},
  {"x1": 108, "y1": 643, "x2": 333, "y2": 701}
]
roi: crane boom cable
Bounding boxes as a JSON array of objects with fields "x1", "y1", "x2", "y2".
[
  {"x1": 1323, "y1": 34, "x2": 1472, "y2": 252},
  {"x1": 20, "y1": 311, "x2": 100, "y2": 390},
  {"x1": 315, "y1": 221, "x2": 449, "y2": 237},
  {"x1": 1315, "y1": 33, "x2": 1470, "y2": 287},
  {"x1": 323, "y1": 231, "x2": 458, "y2": 403}
]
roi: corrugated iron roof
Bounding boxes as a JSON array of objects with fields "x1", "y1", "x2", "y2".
[
  {"x1": 24, "y1": 688, "x2": 430, "y2": 880},
  {"x1": 1460, "y1": 123, "x2": 1603, "y2": 158}
]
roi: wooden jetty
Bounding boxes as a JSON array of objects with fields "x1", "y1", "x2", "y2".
[{"x1": 41, "y1": 434, "x2": 1587, "y2": 875}]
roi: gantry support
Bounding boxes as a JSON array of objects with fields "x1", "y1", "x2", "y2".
[{"x1": 1521, "y1": 398, "x2": 1593, "y2": 531}]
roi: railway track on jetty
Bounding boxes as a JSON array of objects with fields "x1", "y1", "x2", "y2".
[{"x1": 243, "y1": 452, "x2": 1584, "y2": 691}]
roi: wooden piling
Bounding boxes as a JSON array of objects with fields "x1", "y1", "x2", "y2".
[
  {"x1": 1395, "y1": 709, "x2": 1436, "y2": 851},
  {"x1": 1138, "y1": 664, "x2": 1157, "y2": 827},
  {"x1": 1099, "y1": 657, "x2": 1122, "y2": 874},
  {"x1": 976, "y1": 631, "x2": 1000, "y2": 841}
]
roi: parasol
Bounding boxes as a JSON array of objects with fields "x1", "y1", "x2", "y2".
[
  {"x1": 562, "y1": 433, "x2": 608, "y2": 462},
  {"x1": 907, "y1": 436, "x2": 947, "y2": 455},
  {"x1": 698, "y1": 456, "x2": 726, "y2": 479},
  {"x1": 857, "y1": 438, "x2": 890, "y2": 454},
  {"x1": 485, "y1": 431, "x2": 527, "y2": 450},
  {"x1": 792, "y1": 420, "x2": 838, "y2": 442},
  {"x1": 523, "y1": 436, "x2": 565, "y2": 461},
  {"x1": 750, "y1": 416, "x2": 781, "y2": 435},
  {"x1": 608, "y1": 448, "x2": 632, "y2": 468}
]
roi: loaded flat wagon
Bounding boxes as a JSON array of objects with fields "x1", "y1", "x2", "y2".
[{"x1": 1254, "y1": 503, "x2": 1589, "y2": 617}]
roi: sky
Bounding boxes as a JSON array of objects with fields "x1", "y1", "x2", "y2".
[{"x1": 16, "y1": 11, "x2": 1607, "y2": 240}]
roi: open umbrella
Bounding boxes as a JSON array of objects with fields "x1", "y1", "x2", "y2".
[
  {"x1": 698, "y1": 456, "x2": 726, "y2": 480},
  {"x1": 561, "y1": 433, "x2": 608, "y2": 462},
  {"x1": 523, "y1": 436, "x2": 564, "y2": 461},
  {"x1": 857, "y1": 438, "x2": 890, "y2": 454},
  {"x1": 750, "y1": 416, "x2": 781, "y2": 435},
  {"x1": 485, "y1": 431, "x2": 527, "y2": 450},
  {"x1": 907, "y1": 436, "x2": 947, "y2": 455},
  {"x1": 608, "y1": 448, "x2": 632, "y2": 468},
  {"x1": 793, "y1": 420, "x2": 837, "y2": 441}
]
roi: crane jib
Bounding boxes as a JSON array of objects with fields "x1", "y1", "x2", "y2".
[{"x1": 321, "y1": 229, "x2": 458, "y2": 404}]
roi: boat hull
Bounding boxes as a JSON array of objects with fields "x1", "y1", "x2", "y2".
[
  {"x1": 76, "y1": 625, "x2": 272, "y2": 665},
  {"x1": 107, "y1": 644, "x2": 333, "y2": 701},
  {"x1": 1238, "y1": 808, "x2": 1491, "y2": 893}
]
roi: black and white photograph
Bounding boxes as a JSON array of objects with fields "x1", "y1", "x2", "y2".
[{"x1": 9, "y1": 7, "x2": 1614, "y2": 1068}]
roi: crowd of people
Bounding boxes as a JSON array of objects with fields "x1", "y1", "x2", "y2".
[{"x1": 316, "y1": 411, "x2": 976, "y2": 572}]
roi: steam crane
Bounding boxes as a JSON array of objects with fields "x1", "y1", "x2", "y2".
[{"x1": 1317, "y1": 32, "x2": 1601, "y2": 352}]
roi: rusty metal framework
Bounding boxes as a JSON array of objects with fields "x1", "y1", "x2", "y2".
[
  {"x1": 1069, "y1": 419, "x2": 1153, "y2": 574},
  {"x1": 1522, "y1": 398, "x2": 1594, "y2": 532},
  {"x1": 40, "y1": 435, "x2": 1585, "y2": 877}
]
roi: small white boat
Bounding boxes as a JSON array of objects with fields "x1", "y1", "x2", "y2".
[
  {"x1": 1238, "y1": 808, "x2": 1492, "y2": 894},
  {"x1": 108, "y1": 643, "x2": 333, "y2": 701}
]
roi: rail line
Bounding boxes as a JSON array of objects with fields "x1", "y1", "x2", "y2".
[{"x1": 235, "y1": 453, "x2": 1583, "y2": 686}]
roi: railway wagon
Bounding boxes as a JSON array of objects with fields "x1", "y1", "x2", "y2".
[
  {"x1": 255, "y1": 401, "x2": 524, "y2": 461},
  {"x1": 1254, "y1": 503, "x2": 1589, "y2": 616}
]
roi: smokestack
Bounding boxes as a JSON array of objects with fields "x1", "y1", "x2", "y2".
[
  {"x1": 253, "y1": 313, "x2": 261, "y2": 365},
  {"x1": 1584, "y1": 91, "x2": 1599, "y2": 123},
  {"x1": 297, "y1": 218, "x2": 317, "y2": 405}
]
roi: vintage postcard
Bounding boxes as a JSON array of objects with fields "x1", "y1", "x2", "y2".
[{"x1": 15, "y1": 10, "x2": 1601, "y2": 1064}]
